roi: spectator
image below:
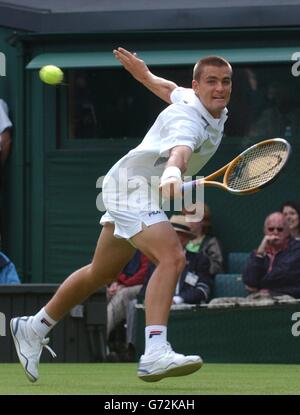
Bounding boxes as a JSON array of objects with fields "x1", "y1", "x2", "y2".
[
  {"x1": 225, "y1": 67, "x2": 265, "y2": 140},
  {"x1": 0, "y1": 251, "x2": 20, "y2": 284},
  {"x1": 170, "y1": 215, "x2": 212, "y2": 305},
  {"x1": 242, "y1": 212, "x2": 300, "y2": 298},
  {"x1": 0, "y1": 98, "x2": 12, "y2": 248},
  {"x1": 71, "y1": 74, "x2": 99, "y2": 139},
  {"x1": 281, "y1": 201, "x2": 300, "y2": 239},
  {"x1": 0, "y1": 99, "x2": 12, "y2": 166},
  {"x1": 184, "y1": 203, "x2": 223, "y2": 276},
  {"x1": 252, "y1": 83, "x2": 300, "y2": 141},
  {"x1": 107, "y1": 250, "x2": 150, "y2": 341}
]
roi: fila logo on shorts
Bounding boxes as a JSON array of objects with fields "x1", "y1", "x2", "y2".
[
  {"x1": 149, "y1": 330, "x2": 162, "y2": 338},
  {"x1": 148, "y1": 210, "x2": 161, "y2": 217}
]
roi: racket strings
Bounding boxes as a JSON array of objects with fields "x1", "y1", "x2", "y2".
[{"x1": 227, "y1": 142, "x2": 288, "y2": 191}]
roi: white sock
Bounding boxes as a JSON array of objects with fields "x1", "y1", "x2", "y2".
[
  {"x1": 31, "y1": 307, "x2": 57, "y2": 339},
  {"x1": 145, "y1": 325, "x2": 167, "y2": 355}
]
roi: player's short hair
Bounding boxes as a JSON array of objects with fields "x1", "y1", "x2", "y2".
[{"x1": 193, "y1": 56, "x2": 232, "y2": 81}]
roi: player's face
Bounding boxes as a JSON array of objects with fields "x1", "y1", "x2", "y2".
[{"x1": 192, "y1": 65, "x2": 232, "y2": 118}]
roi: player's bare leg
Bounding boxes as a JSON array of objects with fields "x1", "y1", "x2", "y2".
[
  {"x1": 46, "y1": 223, "x2": 136, "y2": 320},
  {"x1": 131, "y1": 222, "x2": 185, "y2": 325},
  {"x1": 131, "y1": 222, "x2": 203, "y2": 382},
  {"x1": 10, "y1": 223, "x2": 136, "y2": 382}
]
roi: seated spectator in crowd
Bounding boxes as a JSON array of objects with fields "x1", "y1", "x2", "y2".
[
  {"x1": 242, "y1": 212, "x2": 300, "y2": 298},
  {"x1": 281, "y1": 201, "x2": 300, "y2": 239},
  {"x1": 0, "y1": 99, "x2": 12, "y2": 166},
  {"x1": 0, "y1": 251, "x2": 20, "y2": 284},
  {"x1": 107, "y1": 250, "x2": 150, "y2": 340},
  {"x1": 170, "y1": 215, "x2": 212, "y2": 305},
  {"x1": 184, "y1": 203, "x2": 223, "y2": 276},
  {"x1": 0, "y1": 99, "x2": 12, "y2": 247}
]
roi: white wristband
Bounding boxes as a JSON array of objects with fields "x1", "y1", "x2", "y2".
[{"x1": 160, "y1": 166, "x2": 182, "y2": 185}]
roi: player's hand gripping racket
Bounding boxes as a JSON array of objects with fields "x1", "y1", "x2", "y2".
[{"x1": 182, "y1": 138, "x2": 291, "y2": 195}]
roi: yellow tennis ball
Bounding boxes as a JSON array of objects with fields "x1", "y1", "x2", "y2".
[{"x1": 39, "y1": 65, "x2": 64, "y2": 85}]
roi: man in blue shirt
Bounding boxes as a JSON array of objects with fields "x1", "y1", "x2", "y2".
[{"x1": 0, "y1": 252, "x2": 20, "y2": 284}]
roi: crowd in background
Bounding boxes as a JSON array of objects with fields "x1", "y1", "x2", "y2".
[{"x1": 105, "y1": 199, "x2": 300, "y2": 361}]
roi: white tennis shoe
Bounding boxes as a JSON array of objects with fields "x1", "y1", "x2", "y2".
[
  {"x1": 137, "y1": 342, "x2": 203, "y2": 382},
  {"x1": 10, "y1": 316, "x2": 56, "y2": 382}
]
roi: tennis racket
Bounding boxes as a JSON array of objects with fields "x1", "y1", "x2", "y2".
[{"x1": 182, "y1": 138, "x2": 291, "y2": 195}]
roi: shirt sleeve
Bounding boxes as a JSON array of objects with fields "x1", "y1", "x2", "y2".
[
  {"x1": 170, "y1": 87, "x2": 194, "y2": 104},
  {"x1": 0, "y1": 261, "x2": 20, "y2": 284},
  {"x1": 0, "y1": 99, "x2": 12, "y2": 134},
  {"x1": 159, "y1": 104, "x2": 205, "y2": 158}
]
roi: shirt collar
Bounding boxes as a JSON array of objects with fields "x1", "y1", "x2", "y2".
[{"x1": 190, "y1": 92, "x2": 228, "y2": 129}]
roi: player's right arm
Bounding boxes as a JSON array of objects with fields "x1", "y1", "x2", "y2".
[
  {"x1": 160, "y1": 145, "x2": 192, "y2": 200},
  {"x1": 113, "y1": 47, "x2": 178, "y2": 104}
]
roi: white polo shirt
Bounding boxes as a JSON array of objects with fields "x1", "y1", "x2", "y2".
[
  {"x1": 101, "y1": 87, "x2": 228, "y2": 238},
  {"x1": 105, "y1": 87, "x2": 228, "y2": 182},
  {"x1": 168, "y1": 87, "x2": 228, "y2": 177}
]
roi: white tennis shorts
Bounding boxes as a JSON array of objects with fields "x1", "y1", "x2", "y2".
[{"x1": 100, "y1": 173, "x2": 168, "y2": 239}]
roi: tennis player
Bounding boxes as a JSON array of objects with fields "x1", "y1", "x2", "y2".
[{"x1": 11, "y1": 47, "x2": 232, "y2": 382}]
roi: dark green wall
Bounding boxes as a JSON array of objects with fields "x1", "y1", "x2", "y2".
[{"x1": 135, "y1": 304, "x2": 300, "y2": 363}]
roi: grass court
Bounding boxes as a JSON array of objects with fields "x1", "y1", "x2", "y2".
[{"x1": 0, "y1": 363, "x2": 299, "y2": 395}]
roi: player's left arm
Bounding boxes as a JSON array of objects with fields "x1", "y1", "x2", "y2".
[
  {"x1": 160, "y1": 145, "x2": 192, "y2": 199},
  {"x1": 113, "y1": 47, "x2": 178, "y2": 104}
]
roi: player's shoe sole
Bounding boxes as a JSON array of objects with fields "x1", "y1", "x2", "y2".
[
  {"x1": 138, "y1": 357, "x2": 203, "y2": 382},
  {"x1": 10, "y1": 317, "x2": 37, "y2": 382},
  {"x1": 10, "y1": 316, "x2": 56, "y2": 383},
  {"x1": 138, "y1": 359, "x2": 203, "y2": 382}
]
